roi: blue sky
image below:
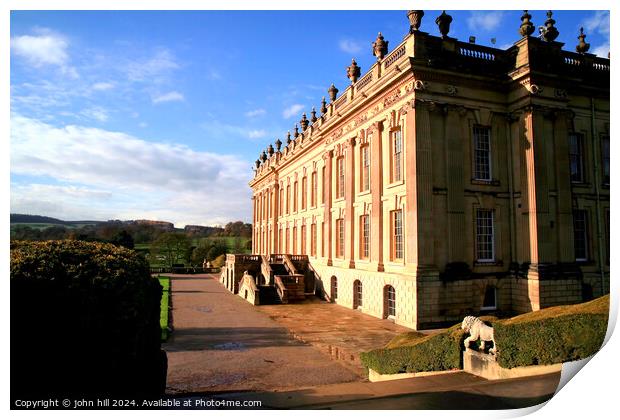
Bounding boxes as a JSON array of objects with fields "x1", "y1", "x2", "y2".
[{"x1": 10, "y1": 9, "x2": 611, "y2": 227}]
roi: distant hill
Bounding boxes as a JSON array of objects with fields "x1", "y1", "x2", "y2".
[{"x1": 10, "y1": 214, "x2": 102, "y2": 225}]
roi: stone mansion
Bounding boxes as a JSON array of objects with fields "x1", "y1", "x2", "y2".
[{"x1": 237, "y1": 11, "x2": 610, "y2": 329}]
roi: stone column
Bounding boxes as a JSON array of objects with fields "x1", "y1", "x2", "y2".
[
  {"x1": 553, "y1": 110, "x2": 575, "y2": 262},
  {"x1": 411, "y1": 100, "x2": 435, "y2": 270},
  {"x1": 345, "y1": 137, "x2": 356, "y2": 268},
  {"x1": 272, "y1": 183, "x2": 279, "y2": 256},
  {"x1": 370, "y1": 121, "x2": 384, "y2": 271},
  {"x1": 251, "y1": 195, "x2": 256, "y2": 254},
  {"x1": 323, "y1": 150, "x2": 334, "y2": 265},
  {"x1": 445, "y1": 106, "x2": 466, "y2": 263},
  {"x1": 523, "y1": 107, "x2": 552, "y2": 267}
]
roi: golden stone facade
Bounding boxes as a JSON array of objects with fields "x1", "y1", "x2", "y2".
[{"x1": 249, "y1": 12, "x2": 610, "y2": 329}]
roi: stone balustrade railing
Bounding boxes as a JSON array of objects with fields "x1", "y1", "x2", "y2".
[{"x1": 383, "y1": 44, "x2": 406, "y2": 69}]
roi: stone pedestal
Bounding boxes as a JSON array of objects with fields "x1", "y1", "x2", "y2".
[{"x1": 463, "y1": 348, "x2": 561, "y2": 380}]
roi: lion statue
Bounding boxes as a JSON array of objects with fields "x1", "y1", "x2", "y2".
[{"x1": 461, "y1": 316, "x2": 496, "y2": 355}]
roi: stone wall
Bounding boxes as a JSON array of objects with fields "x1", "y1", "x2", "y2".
[
  {"x1": 313, "y1": 264, "x2": 418, "y2": 329},
  {"x1": 222, "y1": 255, "x2": 261, "y2": 294}
]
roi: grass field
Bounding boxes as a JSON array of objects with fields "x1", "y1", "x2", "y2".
[{"x1": 158, "y1": 276, "x2": 171, "y2": 342}]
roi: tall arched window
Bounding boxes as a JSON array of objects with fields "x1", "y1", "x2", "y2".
[
  {"x1": 330, "y1": 276, "x2": 338, "y2": 301},
  {"x1": 384, "y1": 285, "x2": 396, "y2": 318},
  {"x1": 353, "y1": 280, "x2": 363, "y2": 309}
]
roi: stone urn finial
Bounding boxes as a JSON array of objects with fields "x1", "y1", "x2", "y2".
[
  {"x1": 372, "y1": 32, "x2": 389, "y2": 61},
  {"x1": 435, "y1": 11, "x2": 453, "y2": 38},
  {"x1": 346, "y1": 58, "x2": 361, "y2": 84},
  {"x1": 310, "y1": 106, "x2": 317, "y2": 123},
  {"x1": 519, "y1": 10, "x2": 535, "y2": 37},
  {"x1": 267, "y1": 143, "x2": 274, "y2": 157},
  {"x1": 255, "y1": 159, "x2": 261, "y2": 169},
  {"x1": 320, "y1": 96, "x2": 327, "y2": 114},
  {"x1": 286, "y1": 131, "x2": 292, "y2": 145},
  {"x1": 300, "y1": 113, "x2": 309, "y2": 131},
  {"x1": 294, "y1": 124, "x2": 299, "y2": 138},
  {"x1": 328, "y1": 83, "x2": 339, "y2": 102},
  {"x1": 407, "y1": 10, "x2": 424, "y2": 33},
  {"x1": 260, "y1": 150, "x2": 267, "y2": 162},
  {"x1": 541, "y1": 10, "x2": 559, "y2": 42},
  {"x1": 576, "y1": 27, "x2": 590, "y2": 54},
  {"x1": 275, "y1": 138, "x2": 282, "y2": 151}
]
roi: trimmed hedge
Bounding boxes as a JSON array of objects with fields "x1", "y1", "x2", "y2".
[
  {"x1": 495, "y1": 295, "x2": 609, "y2": 368},
  {"x1": 360, "y1": 297, "x2": 608, "y2": 375},
  {"x1": 360, "y1": 326, "x2": 467, "y2": 374},
  {"x1": 159, "y1": 276, "x2": 171, "y2": 341},
  {"x1": 11, "y1": 240, "x2": 167, "y2": 400}
]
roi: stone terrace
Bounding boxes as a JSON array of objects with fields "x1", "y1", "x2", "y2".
[{"x1": 255, "y1": 298, "x2": 412, "y2": 375}]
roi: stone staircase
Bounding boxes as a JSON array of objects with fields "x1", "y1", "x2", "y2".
[
  {"x1": 227, "y1": 253, "x2": 322, "y2": 306},
  {"x1": 258, "y1": 285, "x2": 282, "y2": 305}
]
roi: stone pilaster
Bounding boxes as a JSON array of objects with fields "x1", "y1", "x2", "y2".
[
  {"x1": 412, "y1": 100, "x2": 435, "y2": 270},
  {"x1": 553, "y1": 110, "x2": 575, "y2": 262},
  {"x1": 523, "y1": 107, "x2": 552, "y2": 266},
  {"x1": 345, "y1": 137, "x2": 356, "y2": 268},
  {"x1": 272, "y1": 183, "x2": 280, "y2": 255},
  {"x1": 369, "y1": 121, "x2": 384, "y2": 271},
  {"x1": 445, "y1": 106, "x2": 466, "y2": 263},
  {"x1": 323, "y1": 150, "x2": 334, "y2": 265}
]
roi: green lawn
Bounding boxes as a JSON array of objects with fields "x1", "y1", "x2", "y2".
[{"x1": 158, "y1": 276, "x2": 171, "y2": 341}]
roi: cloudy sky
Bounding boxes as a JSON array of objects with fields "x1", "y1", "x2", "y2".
[{"x1": 10, "y1": 9, "x2": 610, "y2": 227}]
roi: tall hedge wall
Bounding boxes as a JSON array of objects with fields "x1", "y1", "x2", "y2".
[
  {"x1": 360, "y1": 326, "x2": 467, "y2": 375},
  {"x1": 11, "y1": 240, "x2": 167, "y2": 400},
  {"x1": 494, "y1": 295, "x2": 609, "y2": 368}
]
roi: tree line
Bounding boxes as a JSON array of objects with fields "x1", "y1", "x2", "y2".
[{"x1": 11, "y1": 220, "x2": 253, "y2": 269}]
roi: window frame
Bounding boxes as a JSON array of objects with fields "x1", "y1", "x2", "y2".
[
  {"x1": 301, "y1": 176, "x2": 307, "y2": 211},
  {"x1": 573, "y1": 209, "x2": 589, "y2": 262},
  {"x1": 601, "y1": 134, "x2": 610, "y2": 185},
  {"x1": 311, "y1": 171, "x2": 317, "y2": 207},
  {"x1": 473, "y1": 125, "x2": 492, "y2": 181},
  {"x1": 310, "y1": 223, "x2": 317, "y2": 257},
  {"x1": 385, "y1": 285, "x2": 396, "y2": 318},
  {"x1": 475, "y1": 209, "x2": 495, "y2": 263},
  {"x1": 336, "y1": 156, "x2": 345, "y2": 199},
  {"x1": 391, "y1": 210, "x2": 404, "y2": 261},
  {"x1": 360, "y1": 214, "x2": 370, "y2": 260},
  {"x1": 360, "y1": 144, "x2": 370, "y2": 192},
  {"x1": 300, "y1": 224, "x2": 306, "y2": 255},
  {"x1": 569, "y1": 132, "x2": 586, "y2": 184},
  {"x1": 336, "y1": 218, "x2": 345, "y2": 258},
  {"x1": 353, "y1": 280, "x2": 363, "y2": 309},
  {"x1": 391, "y1": 129, "x2": 403, "y2": 183}
]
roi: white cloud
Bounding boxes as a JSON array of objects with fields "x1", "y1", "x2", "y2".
[
  {"x1": 151, "y1": 91, "x2": 185, "y2": 104},
  {"x1": 467, "y1": 11, "x2": 504, "y2": 32},
  {"x1": 282, "y1": 104, "x2": 304, "y2": 119},
  {"x1": 592, "y1": 43, "x2": 610, "y2": 58},
  {"x1": 206, "y1": 69, "x2": 222, "y2": 80},
  {"x1": 125, "y1": 48, "x2": 180, "y2": 82},
  {"x1": 339, "y1": 39, "x2": 363, "y2": 55},
  {"x1": 10, "y1": 114, "x2": 253, "y2": 225},
  {"x1": 11, "y1": 29, "x2": 78, "y2": 78},
  {"x1": 582, "y1": 11, "x2": 610, "y2": 36},
  {"x1": 91, "y1": 82, "x2": 115, "y2": 91},
  {"x1": 245, "y1": 108, "x2": 266, "y2": 118},
  {"x1": 248, "y1": 129, "x2": 267, "y2": 139},
  {"x1": 80, "y1": 107, "x2": 109, "y2": 122},
  {"x1": 11, "y1": 31, "x2": 68, "y2": 67}
]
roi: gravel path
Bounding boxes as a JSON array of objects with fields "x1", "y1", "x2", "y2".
[{"x1": 163, "y1": 274, "x2": 359, "y2": 394}]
